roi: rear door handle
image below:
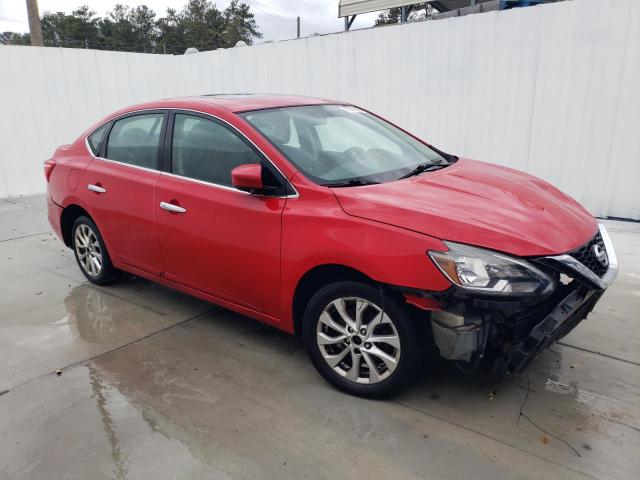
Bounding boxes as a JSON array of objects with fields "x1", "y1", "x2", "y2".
[
  {"x1": 87, "y1": 184, "x2": 106, "y2": 193},
  {"x1": 160, "y1": 201, "x2": 186, "y2": 214}
]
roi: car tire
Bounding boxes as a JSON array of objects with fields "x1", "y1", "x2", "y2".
[
  {"x1": 71, "y1": 216, "x2": 119, "y2": 285},
  {"x1": 302, "y1": 281, "x2": 419, "y2": 398}
]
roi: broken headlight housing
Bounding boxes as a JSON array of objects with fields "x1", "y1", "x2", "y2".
[{"x1": 428, "y1": 242, "x2": 554, "y2": 295}]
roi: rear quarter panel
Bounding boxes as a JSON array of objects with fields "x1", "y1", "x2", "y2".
[
  {"x1": 48, "y1": 141, "x2": 92, "y2": 207},
  {"x1": 47, "y1": 140, "x2": 106, "y2": 253}
]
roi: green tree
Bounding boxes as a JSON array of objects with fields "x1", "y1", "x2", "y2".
[
  {"x1": 101, "y1": 4, "x2": 158, "y2": 52},
  {"x1": 1, "y1": 1, "x2": 262, "y2": 53},
  {"x1": 41, "y1": 5, "x2": 102, "y2": 48},
  {"x1": 155, "y1": 8, "x2": 184, "y2": 54},
  {"x1": 0, "y1": 32, "x2": 31, "y2": 45},
  {"x1": 223, "y1": 0, "x2": 262, "y2": 46},
  {"x1": 100, "y1": 5, "x2": 135, "y2": 51},
  {"x1": 375, "y1": 3, "x2": 431, "y2": 26},
  {"x1": 177, "y1": 0, "x2": 226, "y2": 51},
  {"x1": 155, "y1": 0, "x2": 261, "y2": 53},
  {"x1": 130, "y1": 5, "x2": 157, "y2": 51}
]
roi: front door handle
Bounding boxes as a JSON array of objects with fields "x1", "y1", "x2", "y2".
[
  {"x1": 160, "y1": 201, "x2": 186, "y2": 214},
  {"x1": 88, "y1": 184, "x2": 106, "y2": 193}
]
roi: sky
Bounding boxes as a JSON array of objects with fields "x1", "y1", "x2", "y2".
[{"x1": 0, "y1": 0, "x2": 379, "y2": 41}]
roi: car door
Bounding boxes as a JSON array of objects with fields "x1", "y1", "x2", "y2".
[
  {"x1": 84, "y1": 111, "x2": 167, "y2": 275},
  {"x1": 155, "y1": 111, "x2": 290, "y2": 319}
]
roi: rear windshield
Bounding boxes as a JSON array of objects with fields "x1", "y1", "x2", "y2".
[{"x1": 241, "y1": 105, "x2": 446, "y2": 185}]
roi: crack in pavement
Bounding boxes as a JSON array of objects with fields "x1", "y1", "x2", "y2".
[
  {"x1": 558, "y1": 341, "x2": 640, "y2": 366},
  {"x1": 0, "y1": 231, "x2": 51, "y2": 243},
  {"x1": 392, "y1": 399, "x2": 601, "y2": 480}
]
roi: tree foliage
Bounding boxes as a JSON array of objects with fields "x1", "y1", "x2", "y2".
[
  {"x1": 100, "y1": 5, "x2": 158, "y2": 52},
  {"x1": 375, "y1": 3, "x2": 432, "y2": 26},
  {"x1": 0, "y1": 32, "x2": 31, "y2": 45},
  {"x1": 41, "y1": 5, "x2": 101, "y2": 48},
  {"x1": 0, "y1": 0, "x2": 262, "y2": 54}
]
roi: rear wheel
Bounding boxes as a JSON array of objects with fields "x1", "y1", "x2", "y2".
[
  {"x1": 302, "y1": 281, "x2": 419, "y2": 398},
  {"x1": 72, "y1": 216, "x2": 119, "y2": 285}
]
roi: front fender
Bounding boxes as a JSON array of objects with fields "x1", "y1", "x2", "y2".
[{"x1": 280, "y1": 191, "x2": 451, "y2": 330}]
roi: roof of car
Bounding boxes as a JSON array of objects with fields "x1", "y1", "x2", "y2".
[{"x1": 164, "y1": 93, "x2": 342, "y2": 113}]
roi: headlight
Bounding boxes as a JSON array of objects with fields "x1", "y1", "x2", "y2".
[{"x1": 428, "y1": 242, "x2": 554, "y2": 294}]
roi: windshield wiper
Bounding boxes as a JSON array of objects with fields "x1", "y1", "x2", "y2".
[
  {"x1": 322, "y1": 179, "x2": 380, "y2": 188},
  {"x1": 398, "y1": 162, "x2": 448, "y2": 180}
]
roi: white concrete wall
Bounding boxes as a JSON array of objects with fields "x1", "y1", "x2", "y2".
[{"x1": 0, "y1": 0, "x2": 638, "y2": 219}]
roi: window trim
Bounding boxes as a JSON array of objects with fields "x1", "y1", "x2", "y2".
[
  {"x1": 84, "y1": 107, "x2": 298, "y2": 198},
  {"x1": 85, "y1": 109, "x2": 168, "y2": 174},
  {"x1": 87, "y1": 122, "x2": 112, "y2": 156},
  {"x1": 165, "y1": 110, "x2": 294, "y2": 197}
]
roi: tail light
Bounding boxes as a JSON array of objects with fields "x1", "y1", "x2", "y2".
[{"x1": 44, "y1": 159, "x2": 56, "y2": 182}]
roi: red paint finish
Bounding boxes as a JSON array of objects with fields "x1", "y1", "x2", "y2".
[
  {"x1": 278, "y1": 177, "x2": 452, "y2": 327},
  {"x1": 44, "y1": 159, "x2": 56, "y2": 182},
  {"x1": 332, "y1": 159, "x2": 597, "y2": 257},
  {"x1": 155, "y1": 173, "x2": 285, "y2": 318},
  {"x1": 47, "y1": 196, "x2": 63, "y2": 240},
  {"x1": 46, "y1": 95, "x2": 599, "y2": 335},
  {"x1": 231, "y1": 163, "x2": 263, "y2": 190},
  {"x1": 403, "y1": 293, "x2": 442, "y2": 311},
  {"x1": 84, "y1": 159, "x2": 164, "y2": 275}
]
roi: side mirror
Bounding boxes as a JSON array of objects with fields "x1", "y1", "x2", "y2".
[{"x1": 231, "y1": 163, "x2": 264, "y2": 192}]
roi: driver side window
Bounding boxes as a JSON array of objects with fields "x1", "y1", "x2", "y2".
[{"x1": 171, "y1": 114, "x2": 263, "y2": 187}]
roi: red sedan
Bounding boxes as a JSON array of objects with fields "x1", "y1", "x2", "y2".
[{"x1": 46, "y1": 94, "x2": 618, "y2": 397}]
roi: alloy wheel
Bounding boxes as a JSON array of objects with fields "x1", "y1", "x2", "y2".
[
  {"x1": 316, "y1": 296, "x2": 401, "y2": 384},
  {"x1": 74, "y1": 224, "x2": 103, "y2": 277}
]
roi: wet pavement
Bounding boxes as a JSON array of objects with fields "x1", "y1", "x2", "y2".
[{"x1": 1, "y1": 194, "x2": 638, "y2": 480}]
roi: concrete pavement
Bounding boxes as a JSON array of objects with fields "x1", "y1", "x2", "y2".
[{"x1": 1, "y1": 194, "x2": 638, "y2": 479}]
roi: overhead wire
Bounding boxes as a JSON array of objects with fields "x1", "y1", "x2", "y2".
[{"x1": 243, "y1": 0, "x2": 297, "y2": 22}]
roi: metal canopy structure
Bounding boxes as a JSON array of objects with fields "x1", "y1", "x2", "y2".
[
  {"x1": 340, "y1": 1, "x2": 418, "y2": 17},
  {"x1": 338, "y1": 1, "x2": 554, "y2": 30},
  {"x1": 338, "y1": 1, "x2": 493, "y2": 17},
  {"x1": 338, "y1": 0, "x2": 497, "y2": 30}
]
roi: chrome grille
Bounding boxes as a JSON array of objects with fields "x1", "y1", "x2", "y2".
[{"x1": 569, "y1": 231, "x2": 608, "y2": 277}]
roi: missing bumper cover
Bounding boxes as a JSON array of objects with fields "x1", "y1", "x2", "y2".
[
  {"x1": 430, "y1": 310, "x2": 485, "y2": 363},
  {"x1": 508, "y1": 288, "x2": 601, "y2": 373},
  {"x1": 414, "y1": 271, "x2": 603, "y2": 375}
]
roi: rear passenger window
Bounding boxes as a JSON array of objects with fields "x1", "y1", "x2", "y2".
[
  {"x1": 87, "y1": 123, "x2": 110, "y2": 155},
  {"x1": 106, "y1": 114, "x2": 164, "y2": 169},
  {"x1": 171, "y1": 114, "x2": 262, "y2": 187}
]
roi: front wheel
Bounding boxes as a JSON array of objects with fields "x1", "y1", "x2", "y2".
[{"x1": 302, "y1": 281, "x2": 419, "y2": 398}]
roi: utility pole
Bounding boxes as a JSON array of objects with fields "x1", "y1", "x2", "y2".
[
  {"x1": 25, "y1": 0, "x2": 43, "y2": 46},
  {"x1": 400, "y1": 6, "x2": 409, "y2": 23},
  {"x1": 296, "y1": 16, "x2": 300, "y2": 38}
]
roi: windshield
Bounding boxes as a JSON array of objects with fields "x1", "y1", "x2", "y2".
[{"x1": 241, "y1": 105, "x2": 448, "y2": 186}]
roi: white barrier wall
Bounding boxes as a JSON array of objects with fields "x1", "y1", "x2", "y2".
[{"x1": 0, "y1": 0, "x2": 638, "y2": 219}]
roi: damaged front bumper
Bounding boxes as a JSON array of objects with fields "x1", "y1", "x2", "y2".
[
  {"x1": 507, "y1": 286, "x2": 601, "y2": 373},
  {"x1": 422, "y1": 224, "x2": 619, "y2": 374}
]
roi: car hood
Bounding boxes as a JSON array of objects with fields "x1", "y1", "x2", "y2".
[{"x1": 331, "y1": 158, "x2": 597, "y2": 257}]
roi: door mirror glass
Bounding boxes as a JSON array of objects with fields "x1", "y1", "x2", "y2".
[{"x1": 231, "y1": 163, "x2": 263, "y2": 192}]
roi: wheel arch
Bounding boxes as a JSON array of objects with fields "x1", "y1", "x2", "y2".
[
  {"x1": 60, "y1": 204, "x2": 94, "y2": 247},
  {"x1": 292, "y1": 264, "x2": 376, "y2": 336}
]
